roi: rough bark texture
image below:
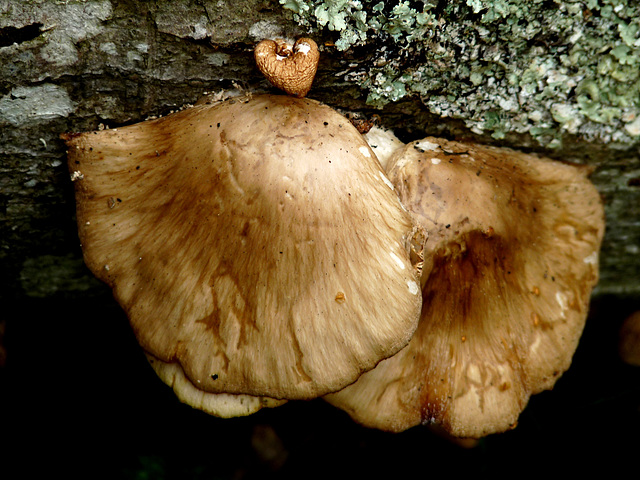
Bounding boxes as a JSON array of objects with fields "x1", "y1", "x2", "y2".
[{"x1": 1, "y1": 0, "x2": 639, "y2": 477}]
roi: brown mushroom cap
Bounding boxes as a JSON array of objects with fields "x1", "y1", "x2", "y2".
[
  {"x1": 325, "y1": 137, "x2": 605, "y2": 438},
  {"x1": 65, "y1": 94, "x2": 422, "y2": 412}
]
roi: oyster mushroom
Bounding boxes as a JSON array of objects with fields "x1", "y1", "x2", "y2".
[
  {"x1": 64, "y1": 94, "x2": 422, "y2": 417},
  {"x1": 325, "y1": 137, "x2": 605, "y2": 438}
]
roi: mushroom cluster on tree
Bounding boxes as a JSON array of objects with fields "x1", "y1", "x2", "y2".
[{"x1": 64, "y1": 38, "x2": 605, "y2": 438}]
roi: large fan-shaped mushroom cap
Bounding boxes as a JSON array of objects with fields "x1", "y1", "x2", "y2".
[
  {"x1": 65, "y1": 94, "x2": 422, "y2": 415},
  {"x1": 325, "y1": 137, "x2": 605, "y2": 438}
]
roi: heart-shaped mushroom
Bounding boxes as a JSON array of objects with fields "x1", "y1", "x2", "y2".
[{"x1": 254, "y1": 38, "x2": 320, "y2": 97}]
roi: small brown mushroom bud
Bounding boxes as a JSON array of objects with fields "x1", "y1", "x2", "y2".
[{"x1": 254, "y1": 38, "x2": 320, "y2": 97}]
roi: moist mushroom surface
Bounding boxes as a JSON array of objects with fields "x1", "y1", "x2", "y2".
[
  {"x1": 64, "y1": 94, "x2": 422, "y2": 415},
  {"x1": 325, "y1": 137, "x2": 605, "y2": 438}
]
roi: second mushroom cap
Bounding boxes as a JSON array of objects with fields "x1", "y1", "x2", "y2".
[{"x1": 325, "y1": 137, "x2": 605, "y2": 438}]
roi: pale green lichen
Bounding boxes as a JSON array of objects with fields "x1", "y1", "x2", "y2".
[{"x1": 280, "y1": 0, "x2": 640, "y2": 148}]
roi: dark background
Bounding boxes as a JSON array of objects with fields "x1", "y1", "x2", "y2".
[{"x1": 2, "y1": 291, "x2": 639, "y2": 478}]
